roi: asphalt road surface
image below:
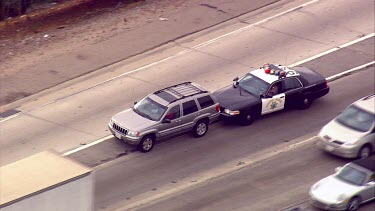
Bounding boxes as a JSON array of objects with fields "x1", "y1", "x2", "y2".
[{"x1": 1, "y1": 0, "x2": 374, "y2": 210}]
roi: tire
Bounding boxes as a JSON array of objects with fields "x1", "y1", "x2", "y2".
[
  {"x1": 193, "y1": 120, "x2": 209, "y2": 137},
  {"x1": 358, "y1": 145, "x2": 371, "y2": 159},
  {"x1": 347, "y1": 197, "x2": 360, "y2": 211},
  {"x1": 138, "y1": 135, "x2": 155, "y2": 153},
  {"x1": 298, "y1": 95, "x2": 312, "y2": 110},
  {"x1": 240, "y1": 111, "x2": 254, "y2": 126}
]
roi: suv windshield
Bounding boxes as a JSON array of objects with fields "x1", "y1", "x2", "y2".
[
  {"x1": 238, "y1": 74, "x2": 270, "y2": 96},
  {"x1": 133, "y1": 97, "x2": 167, "y2": 121},
  {"x1": 335, "y1": 165, "x2": 367, "y2": 186},
  {"x1": 336, "y1": 105, "x2": 374, "y2": 132}
]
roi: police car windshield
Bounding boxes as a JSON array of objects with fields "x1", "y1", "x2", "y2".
[
  {"x1": 238, "y1": 74, "x2": 270, "y2": 96},
  {"x1": 336, "y1": 105, "x2": 374, "y2": 132},
  {"x1": 133, "y1": 97, "x2": 167, "y2": 121}
]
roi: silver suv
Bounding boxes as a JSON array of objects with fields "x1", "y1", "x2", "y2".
[{"x1": 108, "y1": 82, "x2": 220, "y2": 152}]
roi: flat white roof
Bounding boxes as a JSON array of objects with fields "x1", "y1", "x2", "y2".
[{"x1": 0, "y1": 151, "x2": 91, "y2": 206}]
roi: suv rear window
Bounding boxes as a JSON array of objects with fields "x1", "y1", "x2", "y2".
[
  {"x1": 198, "y1": 95, "x2": 215, "y2": 109},
  {"x1": 183, "y1": 100, "x2": 198, "y2": 116}
]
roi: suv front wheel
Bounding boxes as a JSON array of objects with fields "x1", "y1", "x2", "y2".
[
  {"x1": 193, "y1": 120, "x2": 208, "y2": 137},
  {"x1": 138, "y1": 135, "x2": 155, "y2": 153}
]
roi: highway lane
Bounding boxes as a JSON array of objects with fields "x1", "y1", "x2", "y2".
[
  {"x1": 0, "y1": 0, "x2": 374, "y2": 166},
  {"x1": 93, "y1": 67, "x2": 374, "y2": 210},
  {"x1": 133, "y1": 139, "x2": 374, "y2": 211}
]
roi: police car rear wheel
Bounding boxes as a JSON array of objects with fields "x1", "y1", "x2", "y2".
[
  {"x1": 240, "y1": 112, "x2": 254, "y2": 126},
  {"x1": 299, "y1": 96, "x2": 312, "y2": 110}
]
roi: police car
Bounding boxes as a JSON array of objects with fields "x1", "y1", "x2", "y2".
[{"x1": 213, "y1": 63, "x2": 330, "y2": 125}]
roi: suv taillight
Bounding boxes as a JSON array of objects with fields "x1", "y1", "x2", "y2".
[
  {"x1": 216, "y1": 104, "x2": 220, "y2": 113},
  {"x1": 325, "y1": 80, "x2": 328, "y2": 87}
]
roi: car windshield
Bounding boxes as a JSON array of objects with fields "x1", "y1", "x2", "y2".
[
  {"x1": 336, "y1": 105, "x2": 374, "y2": 132},
  {"x1": 335, "y1": 165, "x2": 367, "y2": 186},
  {"x1": 133, "y1": 97, "x2": 167, "y2": 121},
  {"x1": 237, "y1": 74, "x2": 270, "y2": 96}
]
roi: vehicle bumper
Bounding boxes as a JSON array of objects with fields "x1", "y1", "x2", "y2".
[
  {"x1": 108, "y1": 125, "x2": 141, "y2": 146},
  {"x1": 310, "y1": 192, "x2": 347, "y2": 210},
  {"x1": 312, "y1": 86, "x2": 330, "y2": 100},
  {"x1": 310, "y1": 198, "x2": 347, "y2": 210},
  {"x1": 218, "y1": 112, "x2": 241, "y2": 122},
  {"x1": 316, "y1": 137, "x2": 359, "y2": 158}
]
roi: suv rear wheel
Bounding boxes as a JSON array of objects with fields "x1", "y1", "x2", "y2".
[
  {"x1": 138, "y1": 135, "x2": 155, "y2": 153},
  {"x1": 193, "y1": 120, "x2": 208, "y2": 137}
]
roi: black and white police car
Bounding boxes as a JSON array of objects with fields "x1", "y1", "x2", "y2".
[{"x1": 213, "y1": 63, "x2": 330, "y2": 125}]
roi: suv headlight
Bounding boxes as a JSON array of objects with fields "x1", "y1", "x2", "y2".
[
  {"x1": 127, "y1": 130, "x2": 139, "y2": 137},
  {"x1": 224, "y1": 108, "x2": 240, "y2": 115},
  {"x1": 109, "y1": 119, "x2": 114, "y2": 126}
]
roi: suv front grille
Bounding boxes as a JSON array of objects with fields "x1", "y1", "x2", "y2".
[{"x1": 113, "y1": 123, "x2": 127, "y2": 134}]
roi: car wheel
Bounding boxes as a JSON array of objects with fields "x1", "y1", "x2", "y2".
[
  {"x1": 298, "y1": 95, "x2": 312, "y2": 110},
  {"x1": 193, "y1": 120, "x2": 208, "y2": 137},
  {"x1": 138, "y1": 135, "x2": 155, "y2": 153},
  {"x1": 240, "y1": 111, "x2": 254, "y2": 126},
  {"x1": 347, "y1": 197, "x2": 360, "y2": 211},
  {"x1": 358, "y1": 145, "x2": 371, "y2": 159}
]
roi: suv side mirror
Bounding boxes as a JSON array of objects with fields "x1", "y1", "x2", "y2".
[
  {"x1": 162, "y1": 118, "x2": 171, "y2": 124},
  {"x1": 233, "y1": 77, "x2": 239, "y2": 81},
  {"x1": 134, "y1": 101, "x2": 137, "y2": 105}
]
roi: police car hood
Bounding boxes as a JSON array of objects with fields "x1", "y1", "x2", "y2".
[
  {"x1": 112, "y1": 108, "x2": 156, "y2": 131},
  {"x1": 310, "y1": 175, "x2": 360, "y2": 203},
  {"x1": 319, "y1": 119, "x2": 368, "y2": 142},
  {"x1": 213, "y1": 85, "x2": 260, "y2": 109}
]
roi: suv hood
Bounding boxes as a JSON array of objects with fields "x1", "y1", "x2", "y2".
[
  {"x1": 310, "y1": 175, "x2": 360, "y2": 203},
  {"x1": 112, "y1": 109, "x2": 157, "y2": 131},
  {"x1": 213, "y1": 85, "x2": 260, "y2": 109},
  {"x1": 320, "y1": 119, "x2": 367, "y2": 143}
]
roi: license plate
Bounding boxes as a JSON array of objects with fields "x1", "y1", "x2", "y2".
[
  {"x1": 325, "y1": 145, "x2": 334, "y2": 152},
  {"x1": 114, "y1": 132, "x2": 122, "y2": 139}
]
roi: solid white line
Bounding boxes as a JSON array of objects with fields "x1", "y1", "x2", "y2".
[
  {"x1": 62, "y1": 135, "x2": 113, "y2": 156},
  {"x1": 326, "y1": 61, "x2": 375, "y2": 82},
  {"x1": 290, "y1": 33, "x2": 375, "y2": 67}
]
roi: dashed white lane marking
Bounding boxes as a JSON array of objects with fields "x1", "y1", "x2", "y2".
[
  {"x1": 62, "y1": 135, "x2": 113, "y2": 156},
  {"x1": 290, "y1": 33, "x2": 375, "y2": 67},
  {"x1": 325, "y1": 61, "x2": 375, "y2": 82},
  {"x1": 110, "y1": 136, "x2": 318, "y2": 211}
]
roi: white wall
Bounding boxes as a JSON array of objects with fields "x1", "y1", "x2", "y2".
[{"x1": 2, "y1": 173, "x2": 94, "y2": 211}]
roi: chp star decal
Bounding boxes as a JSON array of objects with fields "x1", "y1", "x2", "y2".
[{"x1": 266, "y1": 98, "x2": 283, "y2": 109}]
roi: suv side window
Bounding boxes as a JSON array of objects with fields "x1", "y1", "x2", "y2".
[
  {"x1": 183, "y1": 100, "x2": 198, "y2": 116},
  {"x1": 165, "y1": 105, "x2": 180, "y2": 120},
  {"x1": 282, "y1": 78, "x2": 301, "y2": 92},
  {"x1": 197, "y1": 95, "x2": 215, "y2": 109}
]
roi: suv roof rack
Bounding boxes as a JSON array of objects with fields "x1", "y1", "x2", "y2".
[{"x1": 154, "y1": 82, "x2": 208, "y2": 104}]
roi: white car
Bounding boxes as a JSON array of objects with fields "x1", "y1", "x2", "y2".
[
  {"x1": 317, "y1": 94, "x2": 375, "y2": 158},
  {"x1": 310, "y1": 156, "x2": 375, "y2": 210}
]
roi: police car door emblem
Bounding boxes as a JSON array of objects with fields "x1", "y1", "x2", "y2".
[{"x1": 266, "y1": 98, "x2": 282, "y2": 109}]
